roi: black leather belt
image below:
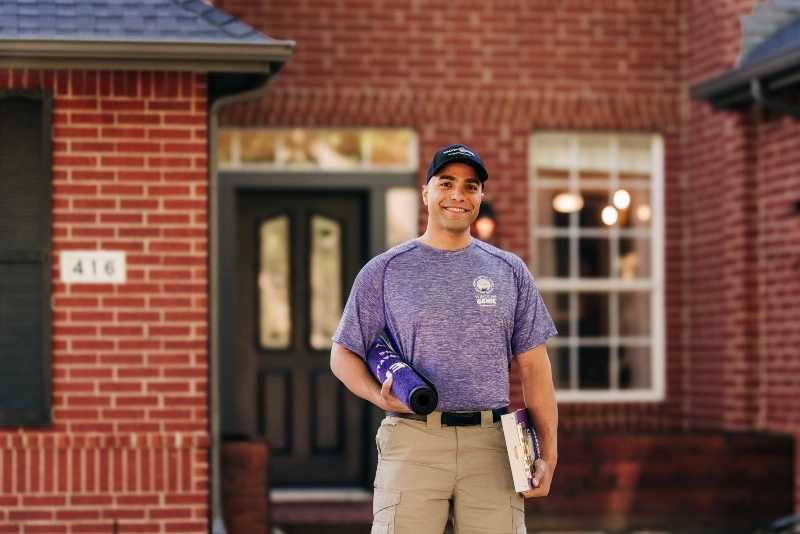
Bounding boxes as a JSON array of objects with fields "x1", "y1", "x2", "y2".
[{"x1": 386, "y1": 407, "x2": 509, "y2": 426}]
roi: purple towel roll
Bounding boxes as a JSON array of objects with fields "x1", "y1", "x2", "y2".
[{"x1": 366, "y1": 337, "x2": 438, "y2": 415}]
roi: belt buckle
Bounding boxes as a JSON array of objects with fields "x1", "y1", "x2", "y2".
[{"x1": 444, "y1": 412, "x2": 480, "y2": 426}]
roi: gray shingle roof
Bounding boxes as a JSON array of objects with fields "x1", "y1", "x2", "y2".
[
  {"x1": 0, "y1": 0, "x2": 272, "y2": 43},
  {"x1": 739, "y1": 0, "x2": 800, "y2": 66},
  {"x1": 742, "y1": 15, "x2": 800, "y2": 66}
]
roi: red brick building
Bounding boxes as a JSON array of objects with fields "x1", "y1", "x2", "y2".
[
  {"x1": 214, "y1": 0, "x2": 798, "y2": 529},
  {"x1": 0, "y1": 1, "x2": 292, "y2": 533},
  {"x1": 0, "y1": 0, "x2": 798, "y2": 533}
]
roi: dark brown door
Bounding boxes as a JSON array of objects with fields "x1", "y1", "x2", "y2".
[{"x1": 236, "y1": 191, "x2": 368, "y2": 486}]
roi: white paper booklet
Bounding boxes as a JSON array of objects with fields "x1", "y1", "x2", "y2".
[{"x1": 500, "y1": 408, "x2": 541, "y2": 493}]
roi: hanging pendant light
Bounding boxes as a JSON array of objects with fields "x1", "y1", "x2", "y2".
[{"x1": 552, "y1": 192, "x2": 584, "y2": 214}]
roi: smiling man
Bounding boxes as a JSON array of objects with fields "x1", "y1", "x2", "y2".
[{"x1": 330, "y1": 144, "x2": 559, "y2": 534}]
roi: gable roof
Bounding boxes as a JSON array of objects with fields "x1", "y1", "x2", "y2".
[
  {"x1": 692, "y1": 1, "x2": 800, "y2": 112},
  {"x1": 0, "y1": 0, "x2": 293, "y2": 74},
  {"x1": 0, "y1": 0, "x2": 269, "y2": 43},
  {"x1": 739, "y1": 0, "x2": 800, "y2": 66},
  {"x1": 742, "y1": 14, "x2": 800, "y2": 66}
]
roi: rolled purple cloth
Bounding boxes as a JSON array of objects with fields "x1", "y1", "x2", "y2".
[{"x1": 366, "y1": 336, "x2": 438, "y2": 415}]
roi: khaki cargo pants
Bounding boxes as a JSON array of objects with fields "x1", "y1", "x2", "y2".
[{"x1": 372, "y1": 412, "x2": 526, "y2": 534}]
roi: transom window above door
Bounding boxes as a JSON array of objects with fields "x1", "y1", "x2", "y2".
[
  {"x1": 218, "y1": 127, "x2": 418, "y2": 172},
  {"x1": 529, "y1": 132, "x2": 665, "y2": 402}
]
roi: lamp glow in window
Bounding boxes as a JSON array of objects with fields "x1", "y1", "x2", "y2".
[
  {"x1": 637, "y1": 204, "x2": 652, "y2": 222},
  {"x1": 552, "y1": 192, "x2": 584, "y2": 214},
  {"x1": 601, "y1": 206, "x2": 618, "y2": 225},
  {"x1": 613, "y1": 189, "x2": 631, "y2": 210}
]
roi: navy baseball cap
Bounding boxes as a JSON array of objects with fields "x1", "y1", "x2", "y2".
[{"x1": 426, "y1": 144, "x2": 488, "y2": 183}]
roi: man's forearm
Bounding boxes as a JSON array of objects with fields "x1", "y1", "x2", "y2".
[
  {"x1": 516, "y1": 344, "x2": 558, "y2": 466},
  {"x1": 330, "y1": 342, "x2": 384, "y2": 407}
]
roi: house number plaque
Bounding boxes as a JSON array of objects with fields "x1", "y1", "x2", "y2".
[{"x1": 60, "y1": 251, "x2": 127, "y2": 284}]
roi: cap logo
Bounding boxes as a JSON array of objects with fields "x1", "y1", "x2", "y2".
[{"x1": 443, "y1": 147, "x2": 475, "y2": 157}]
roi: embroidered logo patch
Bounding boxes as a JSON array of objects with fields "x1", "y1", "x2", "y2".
[{"x1": 473, "y1": 276, "x2": 497, "y2": 307}]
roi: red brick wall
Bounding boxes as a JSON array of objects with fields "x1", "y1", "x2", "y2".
[
  {"x1": 0, "y1": 69, "x2": 210, "y2": 533},
  {"x1": 755, "y1": 115, "x2": 800, "y2": 509},
  {"x1": 216, "y1": 0, "x2": 688, "y2": 431},
  {"x1": 685, "y1": 0, "x2": 800, "y2": 510}
]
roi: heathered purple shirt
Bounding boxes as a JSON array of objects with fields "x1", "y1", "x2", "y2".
[{"x1": 332, "y1": 239, "x2": 558, "y2": 411}]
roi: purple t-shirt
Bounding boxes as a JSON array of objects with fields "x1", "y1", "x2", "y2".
[{"x1": 332, "y1": 239, "x2": 557, "y2": 411}]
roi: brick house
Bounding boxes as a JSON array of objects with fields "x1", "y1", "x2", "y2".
[
  {"x1": 0, "y1": 1, "x2": 292, "y2": 533},
  {"x1": 1, "y1": 0, "x2": 799, "y2": 533},
  {"x1": 212, "y1": 0, "x2": 797, "y2": 531}
]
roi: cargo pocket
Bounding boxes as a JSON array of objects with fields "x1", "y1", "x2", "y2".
[
  {"x1": 372, "y1": 490, "x2": 401, "y2": 534},
  {"x1": 510, "y1": 493, "x2": 526, "y2": 534}
]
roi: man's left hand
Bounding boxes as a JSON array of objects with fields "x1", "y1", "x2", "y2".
[{"x1": 521, "y1": 458, "x2": 553, "y2": 498}]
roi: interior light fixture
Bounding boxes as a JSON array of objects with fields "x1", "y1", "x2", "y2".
[
  {"x1": 473, "y1": 201, "x2": 497, "y2": 240},
  {"x1": 636, "y1": 204, "x2": 652, "y2": 222},
  {"x1": 602, "y1": 206, "x2": 618, "y2": 225},
  {"x1": 613, "y1": 189, "x2": 631, "y2": 210},
  {"x1": 552, "y1": 192, "x2": 584, "y2": 214}
]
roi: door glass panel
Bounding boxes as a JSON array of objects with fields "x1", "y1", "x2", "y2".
[
  {"x1": 259, "y1": 215, "x2": 291, "y2": 349},
  {"x1": 309, "y1": 215, "x2": 342, "y2": 350}
]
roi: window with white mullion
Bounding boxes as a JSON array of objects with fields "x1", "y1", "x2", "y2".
[
  {"x1": 530, "y1": 132, "x2": 664, "y2": 402},
  {"x1": 546, "y1": 336, "x2": 652, "y2": 347}
]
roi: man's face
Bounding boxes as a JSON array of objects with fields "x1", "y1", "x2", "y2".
[{"x1": 422, "y1": 162, "x2": 484, "y2": 235}]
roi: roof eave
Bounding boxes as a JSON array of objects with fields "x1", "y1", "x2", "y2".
[
  {"x1": 0, "y1": 38, "x2": 295, "y2": 74},
  {"x1": 691, "y1": 43, "x2": 800, "y2": 108}
]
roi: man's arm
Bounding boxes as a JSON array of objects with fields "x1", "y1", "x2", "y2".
[
  {"x1": 330, "y1": 342, "x2": 412, "y2": 413},
  {"x1": 516, "y1": 342, "x2": 558, "y2": 498}
]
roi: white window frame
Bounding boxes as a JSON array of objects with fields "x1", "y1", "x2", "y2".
[{"x1": 529, "y1": 132, "x2": 665, "y2": 403}]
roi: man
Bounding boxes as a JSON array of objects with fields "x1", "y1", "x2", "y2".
[{"x1": 330, "y1": 144, "x2": 558, "y2": 534}]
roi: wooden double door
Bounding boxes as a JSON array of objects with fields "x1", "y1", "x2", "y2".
[{"x1": 236, "y1": 191, "x2": 369, "y2": 486}]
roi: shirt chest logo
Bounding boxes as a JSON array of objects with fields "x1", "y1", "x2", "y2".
[{"x1": 473, "y1": 275, "x2": 497, "y2": 307}]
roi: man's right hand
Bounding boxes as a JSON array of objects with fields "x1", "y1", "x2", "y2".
[{"x1": 379, "y1": 374, "x2": 413, "y2": 413}]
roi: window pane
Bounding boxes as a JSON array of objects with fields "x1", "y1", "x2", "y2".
[
  {"x1": 541, "y1": 292, "x2": 570, "y2": 335},
  {"x1": 619, "y1": 135, "x2": 651, "y2": 176},
  {"x1": 259, "y1": 216, "x2": 291, "y2": 350},
  {"x1": 548, "y1": 346, "x2": 571, "y2": 390},
  {"x1": 536, "y1": 238, "x2": 570, "y2": 278},
  {"x1": 309, "y1": 215, "x2": 342, "y2": 350},
  {"x1": 618, "y1": 347, "x2": 651, "y2": 389},
  {"x1": 276, "y1": 129, "x2": 360, "y2": 170},
  {"x1": 579, "y1": 347, "x2": 610, "y2": 389},
  {"x1": 617, "y1": 188, "x2": 651, "y2": 229},
  {"x1": 536, "y1": 189, "x2": 571, "y2": 228},
  {"x1": 579, "y1": 238, "x2": 610, "y2": 278},
  {"x1": 240, "y1": 130, "x2": 277, "y2": 164},
  {"x1": 218, "y1": 129, "x2": 232, "y2": 165},
  {"x1": 578, "y1": 189, "x2": 609, "y2": 228},
  {"x1": 619, "y1": 238, "x2": 651, "y2": 279},
  {"x1": 620, "y1": 292, "x2": 651, "y2": 336},
  {"x1": 386, "y1": 188, "x2": 418, "y2": 249},
  {"x1": 368, "y1": 130, "x2": 414, "y2": 166},
  {"x1": 578, "y1": 293, "x2": 609, "y2": 336},
  {"x1": 532, "y1": 135, "x2": 571, "y2": 171},
  {"x1": 577, "y1": 136, "x2": 611, "y2": 172}
]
